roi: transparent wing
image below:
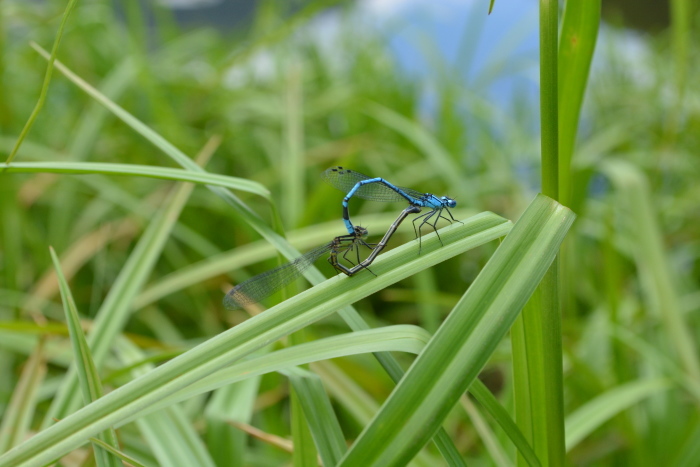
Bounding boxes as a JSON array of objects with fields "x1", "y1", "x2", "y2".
[
  {"x1": 223, "y1": 243, "x2": 331, "y2": 310},
  {"x1": 322, "y1": 166, "x2": 425, "y2": 203}
]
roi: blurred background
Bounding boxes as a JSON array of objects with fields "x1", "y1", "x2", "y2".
[{"x1": 1, "y1": 0, "x2": 698, "y2": 465}]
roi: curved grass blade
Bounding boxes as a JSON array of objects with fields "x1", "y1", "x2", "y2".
[
  {"x1": 565, "y1": 378, "x2": 670, "y2": 451},
  {"x1": 50, "y1": 247, "x2": 120, "y2": 467},
  {"x1": 0, "y1": 212, "x2": 510, "y2": 466},
  {"x1": 29, "y1": 44, "x2": 470, "y2": 463},
  {"x1": 0, "y1": 162, "x2": 270, "y2": 198},
  {"x1": 338, "y1": 195, "x2": 575, "y2": 466},
  {"x1": 284, "y1": 367, "x2": 347, "y2": 466}
]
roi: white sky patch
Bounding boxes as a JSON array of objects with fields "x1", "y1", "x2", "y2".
[{"x1": 359, "y1": 0, "x2": 480, "y2": 19}]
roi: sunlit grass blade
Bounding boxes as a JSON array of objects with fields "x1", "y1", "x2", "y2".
[
  {"x1": 565, "y1": 378, "x2": 670, "y2": 451},
  {"x1": 114, "y1": 337, "x2": 217, "y2": 467},
  {"x1": 43, "y1": 172, "x2": 198, "y2": 428},
  {"x1": 28, "y1": 49, "x2": 465, "y2": 463},
  {"x1": 30, "y1": 42, "x2": 288, "y2": 253},
  {"x1": 338, "y1": 195, "x2": 575, "y2": 466},
  {"x1": 134, "y1": 210, "x2": 458, "y2": 310},
  {"x1": 0, "y1": 162, "x2": 270, "y2": 198},
  {"x1": 50, "y1": 247, "x2": 121, "y2": 467},
  {"x1": 152, "y1": 325, "x2": 430, "y2": 412},
  {"x1": 284, "y1": 367, "x2": 347, "y2": 466},
  {"x1": 0, "y1": 212, "x2": 509, "y2": 466}
]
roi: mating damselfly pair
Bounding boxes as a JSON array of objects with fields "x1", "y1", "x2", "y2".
[{"x1": 223, "y1": 167, "x2": 460, "y2": 310}]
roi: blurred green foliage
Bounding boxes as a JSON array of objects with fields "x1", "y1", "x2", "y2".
[{"x1": 0, "y1": 0, "x2": 698, "y2": 465}]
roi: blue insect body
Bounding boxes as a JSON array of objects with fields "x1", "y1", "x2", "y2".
[{"x1": 322, "y1": 166, "x2": 459, "y2": 249}]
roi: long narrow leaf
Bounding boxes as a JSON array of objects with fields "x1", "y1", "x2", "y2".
[
  {"x1": 0, "y1": 211, "x2": 510, "y2": 466},
  {"x1": 29, "y1": 44, "x2": 471, "y2": 461},
  {"x1": 558, "y1": 0, "x2": 601, "y2": 206},
  {"x1": 284, "y1": 367, "x2": 347, "y2": 466},
  {"x1": 565, "y1": 378, "x2": 670, "y2": 450},
  {"x1": 338, "y1": 195, "x2": 574, "y2": 466},
  {"x1": 0, "y1": 162, "x2": 270, "y2": 198},
  {"x1": 43, "y1": 172, "x2": 198, "y2": 427},
  {"x1": 50, "y1": 247, "x2": 121, "y2": 467}
]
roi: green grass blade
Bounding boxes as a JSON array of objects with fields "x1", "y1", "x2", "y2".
[
  {"x1": 29, "y1": 42, "x2": 284, "y2": 249},
  {"x1": 462, "y1": 393, "x2": 513, "y2": 466},
  {"x1": 515, "y1": 3, "x2": 566, "y2": 467},
  {"x1": 28, "y1": 43, "x2": 469, "y2": 462},
  {"x1": 565, "y1": 378, "x2": 670, "y2": 451},
  {"x1": 0, "y1": 180, "x2": 21, "y2": 317},
  {"x1": 134, "y1": 210, "x2": 458, "y2": 309},
  {"x1": 539, "y1": 0, "x2": 559, "y2": 201},
  {"x1": 603, "y1": 161, "x2": 700, "y2": 386},
  {"x1": 114, "y1": 337, "x2": 217, "y2": 467},
  {"x1": 673, "y1": 424, "x2": 700, "y2": 467},
  {"x1": 311, "y1": 361, "x2": 439, "y2": 467},
  {"x1": 205, "y1": 378, "x2": 261, "y2": 466},
  {"x1": 510, "y1": 316, "x2": 533, "y2": 466},
  {"x1": 338, "y1": 195, "x2": 575, "y2": 466},
  {"x1": 141, "y1": 325, "x2": 431, "y2": 413},
  {"x1": 0, "y1": 342, "x2": 46, "y2": 454},
  {"x1": 0, "y1": 162, "x2": 270, "y2": 198},
  {"x1": 5, "y1": 0, "x2": 78, "y2": 163},
  {"x1": 515, "y1": 266, "x2": 566, "y2": 467},
  {"x1": 43, "y1": 174, "x2": 197, "y2": 428},
  {"x1": 291, "y1": 388, "x2": 318, "y2": 467},
  {"x1": 139, "y1": 408, "x2": 216, "y2": 467},
  {"x1": 50, "y1": 58, "x2": 137, "y2": 249},
  {"x1": 667, "y1": 0, "x2": 691, "y2": 139},
  {"x1": 285, "y1": 367, "x2": 347, "y2": 466},
  {"x1": 88, "y1": 437, "x2": 147, "y2": 467},
  {"x1": 558, "y1": 0, "x2": 601, "y2": 206},
  {"x1": 49, "y1": 247, "x2": 121, "y2": 467},
  {"x1": 470, "y1": 379, "x2": 541, "y2": 467},
  {"x1": 0, "y1": 212, "x2": 509, "y2": 466}
]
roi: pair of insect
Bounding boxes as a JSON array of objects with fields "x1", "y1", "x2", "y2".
[{"x1": 223, "y1": 166, "x2": 459, "y2": 310}]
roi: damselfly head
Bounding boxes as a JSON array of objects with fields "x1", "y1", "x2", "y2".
[
  {"x1": 441, "y1": 196, "x2": 457, "y2": 208},
  {"x1": 354, "y1": 225, "x2": 369, "y2": 238}
]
